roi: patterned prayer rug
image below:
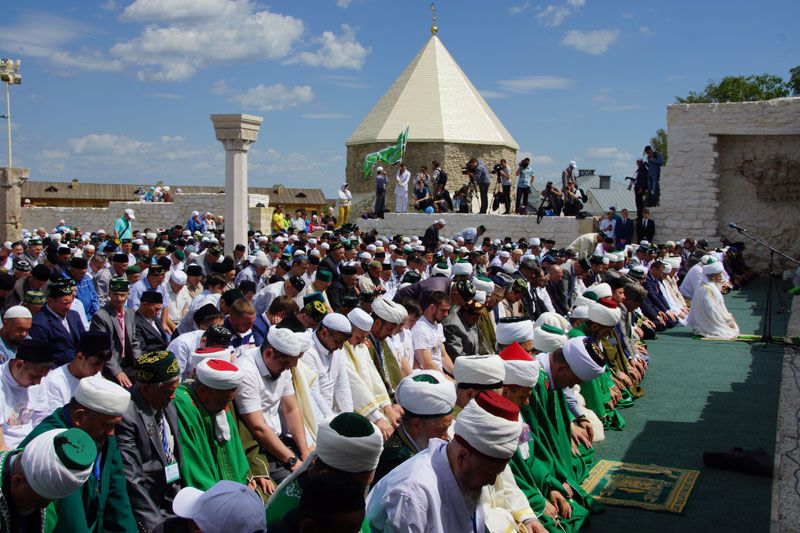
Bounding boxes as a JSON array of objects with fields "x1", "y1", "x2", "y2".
[{"x1": 581, "y1": 460, "x2": 700, "y2": 514}]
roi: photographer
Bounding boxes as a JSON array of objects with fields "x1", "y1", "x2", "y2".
[
  {"x1": 494, "y1": 159, "x2": 513, "y2": 214},
  {"x1": 537, "y1": 181, "x2": 563, "y2": 222},
  {"x1": 562, "y1": 181, "x2": 583, "y2": 216},
  {"x1": 644, "y1": 145, "x2": 664, "y2": 206},
  {"x1": 515, "y1": 157, "x2": 535, "y2": 214},
  {"x1": 464, "y1": 158, "x2": 490, "y2": 214},
  {"x1": 412, "y1": 179, "x2": 433, "y2": 212},
  {"x1": 633, "y1": 158, "x2": 648, "y2": 219}
]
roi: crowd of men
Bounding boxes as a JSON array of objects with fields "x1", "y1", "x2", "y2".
[{"x1": 0, "y1": 214, "x2": 754, "y2": 532}]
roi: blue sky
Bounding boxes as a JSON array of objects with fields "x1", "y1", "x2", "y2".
[{"x1": 1, "y1": 0, "x2": 797, "y2": 196}]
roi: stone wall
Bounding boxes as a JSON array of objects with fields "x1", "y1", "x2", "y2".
[
  {"x1": 21, "y1": 193, "x2": 228, "y2": 232},
  {"x1": 357, "y1": 212, "x2": 596, "y2": 244},
  {"x1": 650, "y1": 98, "x2": 800, "y2": 272},
  {"x1": 345, "y1": 141, "x2": 516, "y2": 212}
]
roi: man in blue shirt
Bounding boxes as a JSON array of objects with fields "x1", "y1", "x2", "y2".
[
  {"x1": 64, "y1": 256, "x2": 100, "y2": 321},
  {"x1": 466, "y1": 159, "x2": 491, "y2": 214},
  {"x1": 644, "y1": 145, "x2": 664, "y2": 206}
]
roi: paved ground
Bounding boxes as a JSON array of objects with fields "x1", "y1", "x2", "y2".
[{"x1": 588, "y1": 280, "x2": 789, "y2": 532}]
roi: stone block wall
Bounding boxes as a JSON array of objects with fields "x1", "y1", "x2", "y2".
[
  {"x1": 650, "y1": 97, "x2": 800, "y2": 272},
  {"x1": 356, "y1": 212, "x2": 595, "y2": 245}
]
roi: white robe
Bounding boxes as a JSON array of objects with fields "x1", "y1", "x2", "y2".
[
  {"x1": 686, "y1": 282, "x2": 740, "y2": 339},
  {"x1": 342, "y1": 342, "x2": 391, "y2": 423}
]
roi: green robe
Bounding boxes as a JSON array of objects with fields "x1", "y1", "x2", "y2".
[
  {"x1": 173, "y1": 384, "x2": 249, "y2": 491},
  {"x1": 509, "y1": 433, "x2": 589, "y2": 532},
  {"x1": 373, "y1": 426, "x2": 418, "y2": 486},
  {"x1": 0, "y1": 449, "x2": 49, "y2": 533},
  {"x1": 367, "y1": 336, "x2": 402, "y2": 395},
  {"x1": 19, "y1": 408, "x2": 137, "y2": 533}
]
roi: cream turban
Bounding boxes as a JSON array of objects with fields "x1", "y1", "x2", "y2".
[
  {"x1": 454, "y1": 354, "x2": 505, "y2": 387},
  {"x1": 267, "y1": 327, "x2": 304, "y2": 357},
  {"x1": 431, "y1": 263, "x2": 451, "y2": 277},
  {"x1": 196, "y1": 359, "x2": 244, "y2": 390},
  {"x1": 347, "y1": 308, "x2": 374, "y2": 332},
  {"x1": 453, "y1": 262, "x2": 473, "y2": 276},
  {"x1": 703, "y1": 261, "x2": 724, "y2": 276},
  {"x1": 534, "y1": 311, "x2": 571, "y2": 332},
  {"x1": 562, "y1": 337, "x2": 605, "y2": 382},
  {"x1": 586, "y1": 282, "x2": 612, "y2": 299},
  {"x1": 21, "y1": 428, "x2": 96, "y2": 501},
  {"x1": 496, "y1": 319, "x2": 534, "y2": 346},
  {"x1": 533, "y1": 324, "x2": 568, "y2": 353},
  {"x1": 474, "y1": 290, "x2": 487, "y2": 304},
  {"x1": 74, "y1": 374, "x2": 130, "y2": 416},
  {"x1": 587, "y1": 300, "x2": 621, "y2": 326},
  {"x1": 316, "y1": 413, "x2": 383, "y2": 473},
  {"x1": 571, "y1": 306, "x2": 589, "y2": 320},
  {"x1": 395, "y1": 370, "x2": 456, "y2": 417},
  {"x1": 499, "y1": 343, "x2": 540, "y2": 388},
  {"x1": 372, "y1": 297, "x2": 407, "y2": 324},
  {"x1": 454, "y1": 391, "x2": 522, "y2": 459},
  {"x1": 472, "y1": 277, "x2": 495, "y2": 295}
]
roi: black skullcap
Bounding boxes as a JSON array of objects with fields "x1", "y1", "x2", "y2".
[
  {"x1": 69, "y1": 257, "x2": 88, "y2": 269},
  {"x1": 239, "y1": 280, "x2": 257, "y2": 293},
  {"x1": 0, "y1": 274, "x2": 15, "y2": 291},
  {"x1": 276, "y1": 259, "x2": 291, "y2": 272},
  {"x1": 288, "y1": 276, "x2": 306, "y2": 292},
  {"x1": 112, "y1": 253, "x2": 129, "y2": 263},
  {"x1": 157, "y1": 256, "x2": 172, "y2": 271},
  {"x1": 203, "y1": 324, "x2": 232, "y2": 347},
  {"x1": 222, "y1": 289, "x2": 243, "y2": 307},
  {"x1": 79, "y1": 331, "x2": 112, "y2": 361},
  {"x1": 31, "y1": 264, "x2": 52, "y2": 282},
  {"x1": 135, "y1": 350, "x2": 179, "y2": 384},
  {"x1": 193, "y1": 303, "x2": 223, "y2": 326},
  {"x1": 339, "y1": 264, "x2": 357, "y2": 276},
  {"x1": 16, "y1": 338, "x2": 54, "y2": 364},
  {"x1": 46, "y1": 278, "x2": 73, "y2": 297},
  {"x1": 148, "y1": 264, "x2": 166, "y2": 276},
  {"x1": 140, "y1": 290, "x2": 163, "y2": 304},
  {"x1": 185, "y1": 264, "x2": 203, "y2": 276},
  {"x1": 401, "y1": 271, "x2": 421, "y2": 284},
  {"x1": 299, "y1": 470, "x2": 366, "y2": 518}
]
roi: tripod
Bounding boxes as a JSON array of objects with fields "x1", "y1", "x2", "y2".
[{"x1": 732, "y1": 225, "x2": 800, "y2": 345}]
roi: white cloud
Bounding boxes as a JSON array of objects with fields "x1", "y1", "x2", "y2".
[
  {"x1": 537, "y1": 5, "x2": 571, "y2": 27},
  {"x1": 301, "y1": 113, "x2": 348, "y2": 119},
  {"x1": 508, "y1": 2, "x2": 531, "y2": 15},
  {"x1": 231, "y1": 84, "x2": 313, "y2": 112},
  {"x1": 291, "y1": 25, "x2": 369, "y2": 70},
  {"x1": 69, "y1": 134, "x2": 152, "y2": 156},
  {"x1": 0, "y1": 13, "x2": 93, "y2": 58},
  {"x1": 100, "y1": 0, "x2": 118, "y2": 11},
  {"x1": 479, "y1": 90, "x2": 506, "y2": 99},
  {"x1": 592, "y1": 88, "x2": 611, "y2": 102},
  {"x1": 336, "y1": 0, "x2": 353, "y2": 7},
  {"x1": 639, "y1": 25, "x2": 653, "y2": 37},
  {"x1": 211, "y1": 79, "x2": 230, "y2": 95},
  {"x1": 567, "y1": 0, "x2": 585, "y2": 6},
  {"x1": 48, "y1": 49, "x2": 123, "y2": 72},
  {"x1": 120, "y1": 0, "x2": 235, "y2": 22},
  {"x1": 497, "y1": 76, "x2": 574, "y2": 93},
  {"x1": 561, "y1": 29, "x2": 619, "y2": 55},
  {"x1": 586, "y1": 147, "x2": 631, "y2": 160}
]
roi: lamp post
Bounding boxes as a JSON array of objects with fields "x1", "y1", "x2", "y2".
[{"x1": 0, "y1": 59, "x2": 22, "y2": 168}]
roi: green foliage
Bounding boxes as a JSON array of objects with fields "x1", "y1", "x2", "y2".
[
  {"x1": 649, "y1": 128, "x2": 667, "y2": 164},
  {"x1": 676, "y1": 74, "x2": 790, "y2": 103},
  {"x1": 790, "y1": 66, "x2": 800, "y2": 96}
]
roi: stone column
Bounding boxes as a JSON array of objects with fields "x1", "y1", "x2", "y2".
[
  {"x1": 210, "y1": 114, "x2": 263, "y2": 256},
  {"x1": 0, "y1": 167, "x2": 28, "y2": 242}
]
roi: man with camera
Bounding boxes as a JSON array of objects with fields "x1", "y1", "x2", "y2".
[
  {"x1": 464, "y1": 159, "x2": 491, "y2": 214},
  {"x1": 494, "y1": 159, "x2": 513, "y2": 214},
  {"x1": 515, "y1": 158, "x2": 535, "y2": 215},
  {"x1": 644, "y1": 145, "x2": 664, "y2": 206}
]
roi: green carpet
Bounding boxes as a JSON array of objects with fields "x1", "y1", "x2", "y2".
[{"x1": 588, "y1": 279, "x2": 788, "y2": 532}]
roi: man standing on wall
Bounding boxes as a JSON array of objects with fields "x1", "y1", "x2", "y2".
[
  {"x1": 644, "y1": 145, "x2": 664, "y2": 206},
  {"x1": 395, "y1": 163, "x2": 411, "y2": 213},
  {"x1": 466, "y1": 159, "x2": 491, "y2": 214}
]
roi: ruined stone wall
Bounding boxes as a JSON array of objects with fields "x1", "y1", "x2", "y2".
[{"x1": 650, "y1": 98, "x2": 800, "y2": 272}]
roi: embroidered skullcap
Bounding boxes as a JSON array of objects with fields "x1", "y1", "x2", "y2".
[
  {"x1": 267, "y1": 327, "x2": 304, "y2": 357},
  {"x1": 496, "y1": 317, "x2": 534, "y2": 346},
  {"x1": 135, "y1": 350, "x2": 180, "y2": 384},
  {"x1": 499, "y1": 343, "x2": 540, "y2": 388},
  {"x1": 74, "y1": 374, "x2": 131, "y2": 416},
  {"x1": 395, "y1": 370, "x2": 456, "y2": 417},
  {"x1": 196, "y1": 359, "x2": 243, "y2": 390},
  {"x1": 21, "y1": 428, "x2": 96, "y2": 501},
  {"x1": 454, "y1": 354, "x2": 505, "y2": 388},
  {"x1": 561, "y1": 337, "x2": 605, "y2": 382},
  {"x1": 347, "y1": 308, "x2": 374, "y2": 332},
  {"x1": 454, "y1": 391, "x2": 522, "y2": 460},
  {"x1": 316, "y1": 413, "x2": 383, "y2": 473}
]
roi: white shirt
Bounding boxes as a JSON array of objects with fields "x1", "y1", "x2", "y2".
[
  {"x1": 166, "y1": 285, "x2": 192, "y2": 323},
  {"x1": 253, "y1": 281, "x2": 288, "y2": 316},
  {"x1": 167, "y1": 329, "x2": 205, "y2": 379},
  {"x1": 42, "y1": 364, "x2": 86, "y2": 414},
  {"x1": 367, "y1": 439, "x2": 486, "y2": 533},
  {"x1": 599, "y1": 218, "x2": 616, "y2": 239},
  {"x1": 395, "y1": 170, "x2": 411, "y2": 195},
  {"x1": 389, "y1": 329, "x2": 414, "y2": 370},
  {"x1": 234, "y1": 348, "x2": 294, "y2": 436},
  {"x1": 0, "y1": 362, "x2": 48, "y2": 449},
  {"x1": 177, "y1": 292, "x2": 221, "y2": 335},
  {"x1": 411, "y1": 316, "x2": 445, "y2": 368},
  {"x1": 535, "y1": 286, "x2": 555, "y2": 314},
  {"x1": 301, "y1": 332, "x2": 353, "y2": 418}
]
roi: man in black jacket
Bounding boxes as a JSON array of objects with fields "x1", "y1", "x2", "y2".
[
  {"x1": 135, "y1": 291, "x2": 170, "y2": 353},
  {"x1": 422, "y1": 219, "x2": 446, "y2": 253}
]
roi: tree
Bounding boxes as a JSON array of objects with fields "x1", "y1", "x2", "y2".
[
  {"x1": 790, "y1": 66, "x2": 800, "y2": 96},
  {"x1": 676, "y1": 74, "x2": 790, "y2": 103},
  {"x1": 649, "y1": 128, "x2": 667, "y2": 164}
]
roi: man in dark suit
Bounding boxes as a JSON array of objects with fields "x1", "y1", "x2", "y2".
[
  {"x1": 636, "y1": 209, "x2": 656, "y2": 243},
  {"x1": 643, "y1": 261, "x2": 676, "y2": 329},
  {"x1": 91, "y1": 278, "x2": 141, "y2": 388},
  {"x1": 615, "y1": 208, "x2": 635, "y2": 248},
  {"x1": 136, "y1": 291, "x2": 170, "y2": 353},
  {"x1": 514, "y1": 258, "x2": 547, "y2": 321},
  {"x1": 116, "y1": 350, "x2": 183, "y2": 533},
  {"x1": 422, "y1": 219, "x2": 445, "y2": 253},
  {"x1": 29, "y1": 279, "x2": 86, "y2": 366},
  {"x1": 319, "y1": 242, "x2": 345, "y2": 281}
]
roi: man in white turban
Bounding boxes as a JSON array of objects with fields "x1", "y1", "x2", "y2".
[
  {"x1": 686, "y1": 261, "x2": 740, "y2": 339},
  {"x1": 496, "y1": 317, "x2": 534, "y2": 351},
  {"x1": 267, "y1": 412, "x2": 383, "y2": 529},
  {"x1": 20, "y1": 373, "x2": 137, "y2": 531},
  {"x1": 373, "y1": 370, "x2": 455, "y2": 484},
  {"x1": 0, "y1": 427, "x2": 95, "y2": 531},
  {"x1": 368, "y1": 297, "x2": 409, "y2": 396},
  {"x1": 367, "y1": 390, "x2": 522, "y2": 533}
]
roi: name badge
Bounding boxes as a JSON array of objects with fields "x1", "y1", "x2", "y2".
[{"x1": 165, "y1": 462, "x2": 180, "y2": 483}]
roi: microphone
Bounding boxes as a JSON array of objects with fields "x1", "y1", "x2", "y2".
[{"x1": 728, "y1": 222, "x2": 748, "y2": 232}]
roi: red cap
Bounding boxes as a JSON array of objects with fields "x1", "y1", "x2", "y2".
[
  {"x1": 499, "y1": 342, "x2": 534, "y2": 362},
  {"x1": 475, "y1": 390, "x2": 520, "y2": 422},
  {"x1": 598, "y1": 297, "x2": 618, "y2": 309},
  {"x1": 207, "y1": 359, "x2": 238, "y2": 372}
]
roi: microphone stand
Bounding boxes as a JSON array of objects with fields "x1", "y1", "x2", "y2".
[{"x1": 731, "y1": 227, "x2": 800, "y2": 345}]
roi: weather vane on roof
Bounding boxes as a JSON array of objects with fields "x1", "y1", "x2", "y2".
[{"x1": 430, "y1": 3, "x2": 437, "y2": 35}]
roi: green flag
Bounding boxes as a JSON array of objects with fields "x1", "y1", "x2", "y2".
[{"x1": 362, "y1": 126, "x2": 409, "y2": 180}]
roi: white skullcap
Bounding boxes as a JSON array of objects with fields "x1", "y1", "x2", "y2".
[
  {"x1": 453, "y1": 262, "x2": 473, "y2": 276},
  {"x1": 170, "y1": 270, "x2": 187, "y2": 285},
  {"x1": 320, "y1": 242, "x2": 330, "y2": 250},
  {"x1": 4, "y1": 305, "x2": 32, "y2": 320},
  {"x1": 394, "y1": 259, "x2": 407, "y2": 268},
  {"x1": 534, "y1": 312, "x2": 571, "y2": 332},
  {"x1": 347, "y1": 308, "x2": 374, "y2": 332},
  {"x1": 321, "y1": 313, "x2": 352, "y2": 334},
  {"x1": 315, "y1": 414, "x2": 383, "y2": 473},
  {"x1": 602, "y1": 256, "x2": 610, "y2": 265},
  {"x1": 146, "y1": 232, "x2": 157, "y2": 240},
  {"x1": 20, "y1": 428, "x2": 95, "y2": 501},
  {"x1": 74, "y1": 374, "x2": 130, "y2": 416},
  {"x1": 530, "y1": 238, "x2": 541, "y2": 246},
  {"x1": 372, "y1": 297, "x2": 407, "y2": 324},
  {"x1": 499, "y1": 251, "x2": 510, "y2": 259},
  {"x1": 631, "y1": 265, "x2": 647, "y2": 276},
  {"x1": 586, "y1": 282, "x2": 612, "y2": 299},
  {"x1": 662, "y1": 262, "x2": 673, "y2": 274},
  {"x1": 571, "y1": 306, "x2": 589, "y2": 320},
  {"x1": 496, "y1": 319, "x2": 534, "y2": 346},
  {"x1": 196, "y1": 359, "x2": 244, "y2": 390},
  {"x1": 435, "y1": 218, "x2": 447, "y2": 226},
  {"x1": 51, "y1": 233, "x2": 62, "y2": 242},
  {"x1": 395, "y1": 370, "x2": 456, "y2": 417},
  {"x1": 444, "y1": 244, "x2": 454, "y2": 253},
  {"x1": 431, "y1": 263, "x2": 451, "y2": 277},
  {"x1": 459, "y1": 246, "x2": 469, "y2": 254},
  {"x1": 472, "y1": 277, "x2": 494, "y2": 295},
  {"x1": 83, "y1": 244, "x2": 95, "y2": 252},
  {"x1": 359, "y1": 252, "x2": 372, "y2": 261},
  {"x1": 533, "y1": 325, "x2": 568, "y2": 353},
  {"x1": 587, "y1": 301, "x2": 621, "y2": 326},
  {"x1": 401, "y1": 237, "x2": 411, "y2": 244},
  {"x1": 267, "y1": 327, "x2": 304, "y2": 357},
  {"x1": 500, "y1": 343, "x2": 540, "y2": 388},
  {"x1": 474, "y1": 290, "x2": 486, "y2": 304},
  {"x1": 703, "y1": 261, "x2": 724, "y2": 276},
  {"x1": 569, "y1": 160, "x2": 577, "y2": 167},
  {"x1": 562, "y1": 337, "x2": 605, "y2": 381},
  {"x1": 503, "y1": 262, "x2": 516, "y2": 274},
  {"x1": 454, "y1": 394, "x2": 522, "y2": 459},
  {"x1": 454, "y1": 354, "x2": 505, "y2": 386}
]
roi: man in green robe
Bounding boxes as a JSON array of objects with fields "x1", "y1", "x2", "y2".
[
  {"x1": 20, "y1": 373, "x2": 137, "y2": 532},
  {"x1": 173, "y1": 358, "x2": 250, "y2": 491},
  {"x1": 265, "y1": 412, "x2": 383, "y2": 531},
  {"x1": 1, "y1": 427, "x2": 96, "y2": 533},
  {"x1": 373, "y1": 371, "x2": 455, "y2": 484}
]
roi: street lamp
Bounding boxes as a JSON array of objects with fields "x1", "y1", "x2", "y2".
[{"x1": 0, "y1": 59, "x2": 22, "y2": 168}]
